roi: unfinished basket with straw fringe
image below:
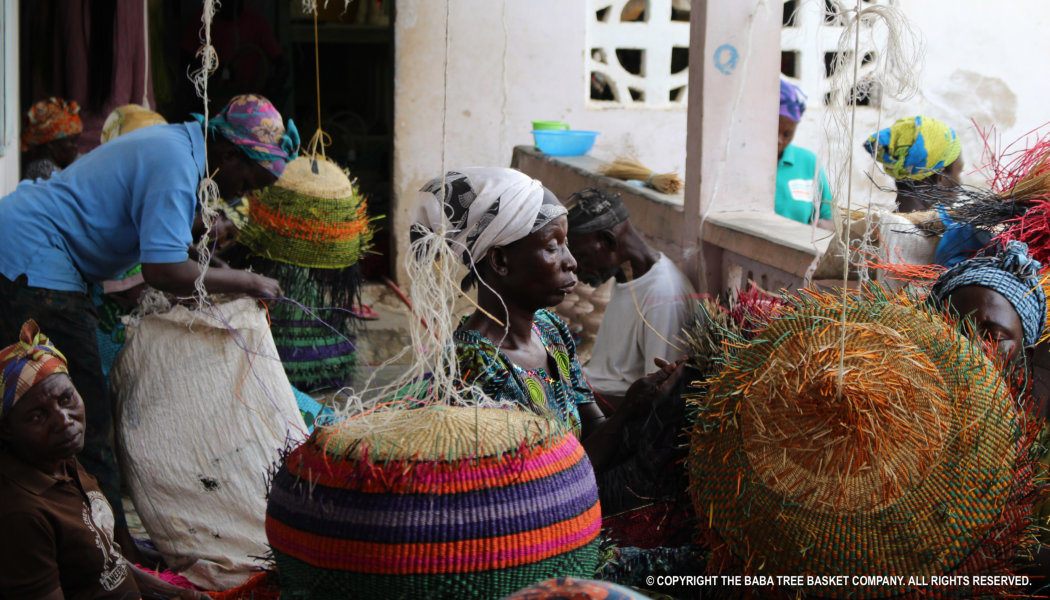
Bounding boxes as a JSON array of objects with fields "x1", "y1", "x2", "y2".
[
  {"x1": 687, "y1": 288, "x2": 1043, "y2": 599},
  {"x1": 239, "y1": 156, "x2": 374, "y2": 269},
  {"x1": 228, "y1": 155, "x2": 376, "y2": 391},
  {"x1": 265, "y1": 406, "x2": 602, "y2": 599}
]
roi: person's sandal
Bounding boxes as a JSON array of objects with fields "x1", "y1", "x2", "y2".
[{"x1": 350, "y1": 303, "x2": 380, "y2": 320}]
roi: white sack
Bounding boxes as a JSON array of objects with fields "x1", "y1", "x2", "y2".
[{"x1": 112, "y1": 298, "x2": 307, "y2": 589}]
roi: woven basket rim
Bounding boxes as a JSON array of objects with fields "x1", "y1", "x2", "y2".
[{"x1": 311, "y1": 406, "x2": 565, "y2": 462}]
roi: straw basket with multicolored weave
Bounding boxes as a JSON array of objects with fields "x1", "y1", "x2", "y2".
[
  {"x1": 687, "y1": 289, "x2": 1042, "y2": 599},
  {"x1": 228, "y1": 155, "x2": 374, "y2": 391},
  {"x1": 265, "y1": 406, "x2": 603, "y2": 599}
]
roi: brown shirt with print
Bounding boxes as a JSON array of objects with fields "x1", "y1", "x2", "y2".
[{"x1": 0, "y1": 452, "x2": 141, "y2": 599}]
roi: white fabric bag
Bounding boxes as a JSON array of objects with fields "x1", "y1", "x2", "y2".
[{"x1": 112, "y1": 298, "x2": 307, "y2": 589}]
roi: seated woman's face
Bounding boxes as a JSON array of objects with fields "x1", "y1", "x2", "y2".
[
  {"x1": 0, "y1": 373, "x2": 86, "y2": 463},
  {"x1": 945, "y1": 285, "x2": 1025, "y2": 363},
  {"x1": 495, "y1": 215, "x2": 578, "y2": 310}
]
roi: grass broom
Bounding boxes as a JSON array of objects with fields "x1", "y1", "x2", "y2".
[{"x1": 600, "y1": 157, "x2": 683, "y2": 194}]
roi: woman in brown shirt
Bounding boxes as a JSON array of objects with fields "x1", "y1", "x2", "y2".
[{"x1": 0, "y1": 320, "x2": 206, "y2": 600}]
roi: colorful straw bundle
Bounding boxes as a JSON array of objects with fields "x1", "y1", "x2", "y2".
[
  {"x1": 687, "y1": 290, "x2": 1042, "y2": 599},
  {"x1": 228, "y1": 155, "x2": 374, "y2": 391},
  {"x1": 937, "y1": 131, "x2": 1050, "y2": 264},
  {"x1": 265, "y1": 406, "x2": 602, "y2": 599}
]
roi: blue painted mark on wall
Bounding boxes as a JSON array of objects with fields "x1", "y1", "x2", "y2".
[{"x1": 714, "y1": 44, "x2": 739, "y2": 75}]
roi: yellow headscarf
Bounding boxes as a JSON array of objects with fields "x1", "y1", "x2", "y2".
[{"x1": 864, "y1": 116, "x2": 962, "y2": 181}]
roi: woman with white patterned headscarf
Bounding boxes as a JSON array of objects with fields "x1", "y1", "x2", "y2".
[{"x1": 411, "y1": 168, "x2": 684, "y2": 463}]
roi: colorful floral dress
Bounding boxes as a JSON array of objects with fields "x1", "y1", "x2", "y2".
[{"x1": 454, "y1": 309, "x2": 595, "y2": 436}]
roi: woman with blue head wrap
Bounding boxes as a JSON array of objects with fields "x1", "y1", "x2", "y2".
[{"x1": 929, "y1": 241, "x2": 1046, "y2": 365}]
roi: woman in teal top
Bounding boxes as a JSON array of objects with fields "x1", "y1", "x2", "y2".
[{"x1": 775, "y1": 79, "x2": 835, "y2": 227}]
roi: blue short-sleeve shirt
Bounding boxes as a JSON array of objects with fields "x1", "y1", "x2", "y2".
[{"x1": 0, "y1": 123, "x2": 207, "y2": 293}]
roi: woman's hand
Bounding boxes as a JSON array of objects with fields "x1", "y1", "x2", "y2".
[
  {"x1": 621, "y1": 356, "x2": 688, "y2": 417},
  {"x1": 244, "y1": 272, "x2": 282, "y2": 298},
  {"x1": 582, "y1": 356, "x2": 689, "y2": 472}
]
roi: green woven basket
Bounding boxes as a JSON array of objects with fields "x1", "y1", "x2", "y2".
[{"x1": 239, "y1": 156, "x2": 374, "y2": 269}]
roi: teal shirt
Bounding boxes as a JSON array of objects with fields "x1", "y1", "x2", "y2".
[{"x1": 775, "y1": 145, "x2": 833, "y2": 225}]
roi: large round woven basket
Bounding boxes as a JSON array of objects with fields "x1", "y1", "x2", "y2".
[
  {"x1": 238, "y1": 156, "x2": 373, "y2": 270},
  {"x1": 687, "y1": 292, "x2": 1039, "y2": 599},
  {"x1": 266, "y1": 406, "x2": 602, "y2": 599}
]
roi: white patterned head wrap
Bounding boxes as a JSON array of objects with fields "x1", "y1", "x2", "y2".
[{"x1": 411, "y1": 168, "x2": 566, "y2": 288}]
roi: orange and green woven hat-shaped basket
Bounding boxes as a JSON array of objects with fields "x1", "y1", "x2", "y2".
[
  {"x1": 239, "y1": 155, "x2": 374, "y2": 269},
  {"x1": 265, "y1": 406, "x2": 602, "y2": 599},
  {"x1": 687, "y1": 291, "x2": 1041, "y2": 599}
]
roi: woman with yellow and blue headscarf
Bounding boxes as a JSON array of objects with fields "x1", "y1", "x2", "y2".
[
  {"x1": 866, "y1": 116, "x2": 985, "y2": 267},
  {"x1": 864, "y1": 115, "x2": 964, "y2": 212}
]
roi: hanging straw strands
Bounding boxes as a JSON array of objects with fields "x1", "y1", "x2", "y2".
[
  {"x1": 818, "y1": 0, "x2": 923, "y2": 396},
  {"x1": 189, "y1": 0, "x2": 222, "y2": 303},
  {"x1": 319, "y1": 228, "x2": 519, "y2": 442},
  {"x1": 821, "y1": 1, "x2": 923, "y2": 284},
  {"x1": 600, "y1": 157, "x2": 683, "y2": 194}
]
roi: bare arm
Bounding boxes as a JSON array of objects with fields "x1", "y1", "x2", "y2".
[
  {"x1": 38, "y1": 588, "x2": 64, "y2": 600},
  {"x1": 141, "y1": 260, "x2": 281, "y2": 298}
]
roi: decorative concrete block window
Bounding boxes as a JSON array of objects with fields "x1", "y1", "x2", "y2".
[
  {"x1": 781, "y1": 0, "x2": 885, "y2": 109},
  {"x1": 587, "y1": 0, "x2": 691, "y2": 108}
]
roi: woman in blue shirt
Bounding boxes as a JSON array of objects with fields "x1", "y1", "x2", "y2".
[{"x1": 0, "y1": 93, "x2": 297, "y2": 561}]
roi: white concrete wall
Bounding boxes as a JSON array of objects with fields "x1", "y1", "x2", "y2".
[
  {"x1": 392, "y1": 0, "x2": 688, "y2": 278},
  {"x1": 0, "y1": 0, "x2": 18, "y2": 194},
  {"x1": 392, "y1": 0, "x2": 1050, "y2": 279},
  {"x1": 790, "y1": 0, "x2": 1050, "y2": 210}
]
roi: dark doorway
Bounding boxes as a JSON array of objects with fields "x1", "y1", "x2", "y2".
[{"x1": 21, "y1": 0, "x2": 396, "y2": 278}]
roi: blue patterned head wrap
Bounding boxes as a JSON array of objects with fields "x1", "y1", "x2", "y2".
[{"x1": 929, "y1": 241, "x2": 1046, "y2": 346}]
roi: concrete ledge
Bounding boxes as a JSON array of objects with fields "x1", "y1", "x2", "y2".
[
  {"x1": 702, "y1": 211, "x2": 833, "y2": 279},
  {"x1": 511, "y1": 145, "x2": 685, "y2": 262},
  {"x1": 512, "y1": 146, "x2": 684, "y2": 207}
]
